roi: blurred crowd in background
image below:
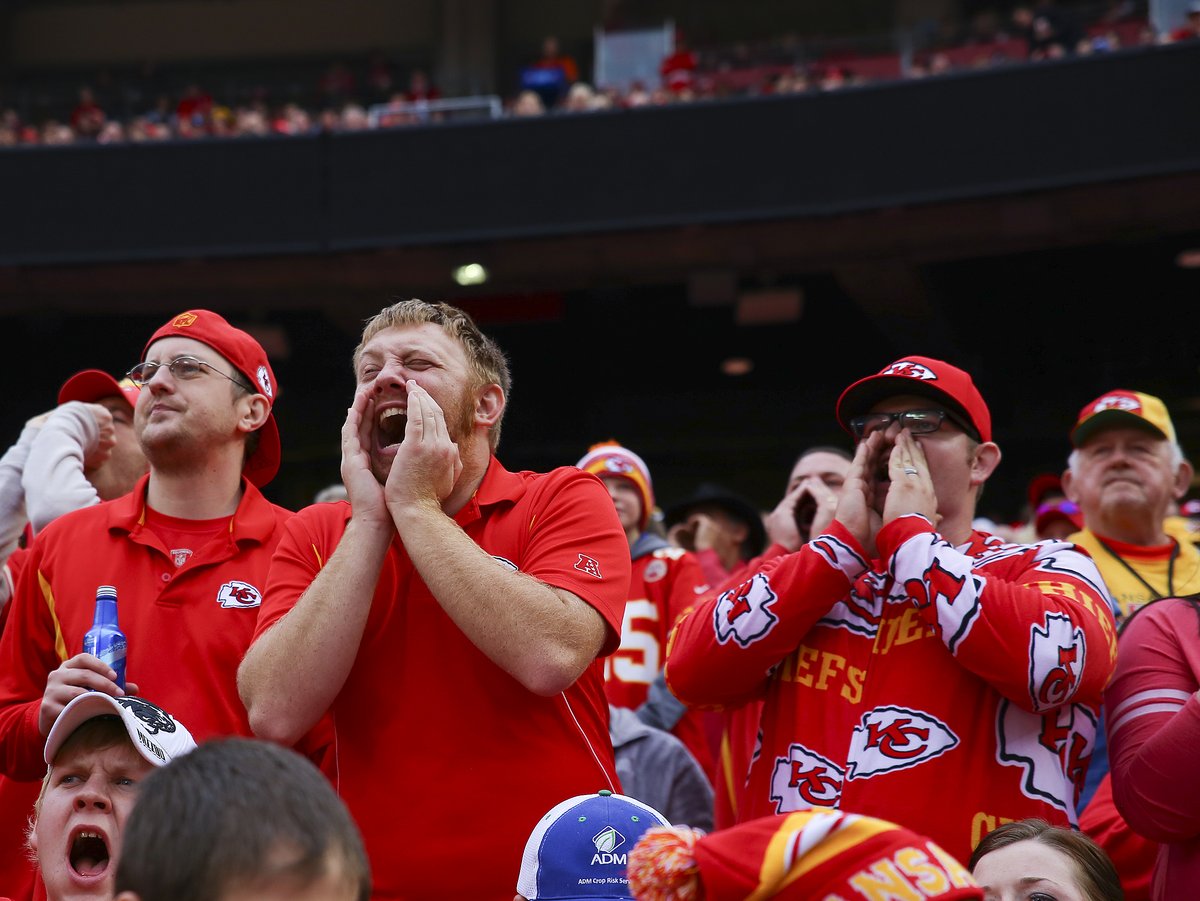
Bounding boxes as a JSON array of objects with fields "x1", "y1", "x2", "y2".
[{"x1": 3, "y1": 0, "x2": 1194, "y2": 147}]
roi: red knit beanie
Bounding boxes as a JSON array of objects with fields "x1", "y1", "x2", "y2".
[
  {"x1": 577, "y1": 441, "x2": 654, "y2": 531},
  {"x1": 628, "y1": 811, "x2": 982, "y2": 901}
]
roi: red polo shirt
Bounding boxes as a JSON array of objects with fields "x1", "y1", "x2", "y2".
[
  {"x1": 253, "y1": 459, "x2": 630, "y2": 900},
  {"x1": 0, "y1": 475, "x2": 291, "y2": 899}
]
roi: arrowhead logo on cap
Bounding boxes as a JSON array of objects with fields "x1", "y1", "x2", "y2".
[
  {"x1": 881, "y1": 361, "x2": 937, "y2": 381},
  {"x1": 256, "y1": 365, "x2": 274, "y2": 398},
  {"x1": 171, "y1": 313, "x2": 198, "y2": 328}
]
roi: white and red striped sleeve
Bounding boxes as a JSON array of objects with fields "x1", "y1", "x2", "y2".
[{"x1": 1106, "y1": 598, "x2": 1200, "y2": 843}]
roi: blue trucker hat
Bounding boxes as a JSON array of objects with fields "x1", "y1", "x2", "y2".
[{"x1": 516, "y1": 791, "x2": 670, "y2": 900}]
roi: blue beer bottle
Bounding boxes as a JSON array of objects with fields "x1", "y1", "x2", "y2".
[{"x1": 82, "y1": 585, "x2": 126, "y2": 690}]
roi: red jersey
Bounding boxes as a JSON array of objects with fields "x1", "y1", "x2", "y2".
[
  {"x1": 0, "y1": 475, "x2": 290, "y2": 899},
  {"x1": 666, "y1": 514, "x2": 1117, "y2": 864},
  {"x1": 707, "y1": 543, "x2": 784, "y2": 829},
  {"x1": 605, "y1": 543, "x2": 713, "y2": 774},
  {"x1": 252, "y1": 460, "x2": 630, "y2": 901}
]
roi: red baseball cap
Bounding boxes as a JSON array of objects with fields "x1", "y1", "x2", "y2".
[
  {"x1": 1070, "y1": 389, "x2": 1175, "y2": 448},
  {"x1": 58, "y1": 370, "x2": 141, "y2": 410},
  {"x1": 142, "y1": 310, "x2": 280, "y2": 486},
  {"x1": 836, "y1": 356, "x2": 991, "y2": 443}
]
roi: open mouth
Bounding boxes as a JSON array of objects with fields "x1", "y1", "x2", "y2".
[
  {"x1": 69, "y1": 828, "x2": 110, "y2": 879},
  {"x1": 377, "y1": 407, "x2": 407, "y2": 448}
]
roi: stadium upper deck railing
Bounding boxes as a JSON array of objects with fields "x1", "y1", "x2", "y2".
[
  {"x1": 366, "y1": 96, "x2": 504, "y2": 127},
  {"x1": 3, "y1": 42, "x2": 1198, "y2": 268}
]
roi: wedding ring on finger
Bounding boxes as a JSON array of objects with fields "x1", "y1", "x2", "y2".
[{"x1": 903, "y1": 467, "x2": 919, "y2": 476}]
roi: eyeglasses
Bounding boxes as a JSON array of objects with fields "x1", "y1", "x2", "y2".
[
  {"x1": 126, "y1": 356, "x2": 251, "y2": 392},
  {"x1": 848, "y1": 409, "x2": 969, "y2": 440}
]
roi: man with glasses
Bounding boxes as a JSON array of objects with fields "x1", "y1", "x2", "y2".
[
  {"x1": 0, "y1": 310, "x2": 294, "y2": 900},
  {"x1": 665, "y1": 356, "x2": 1117, "y2": 864}
]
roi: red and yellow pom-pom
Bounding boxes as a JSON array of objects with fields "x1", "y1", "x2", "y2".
[{"x1": 628, "y1": 826, "x2": 704, "y2": 901}]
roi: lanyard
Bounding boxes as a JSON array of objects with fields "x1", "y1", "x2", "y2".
[{"x1": 1096, "y1": 536, "x2": 1179, "y2": 602}]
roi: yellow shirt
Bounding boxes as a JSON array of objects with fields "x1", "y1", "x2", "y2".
[{"x1": 1070, "y1": 526, "x2": 1200, "y2": 622}]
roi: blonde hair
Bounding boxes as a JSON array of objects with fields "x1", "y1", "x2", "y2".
[
  {"x1": 26, "y1": 716, "x2": 132, "y2": 862},
  {"x1": 354, "y1": 299, "x2": 511, "y2": 450}
]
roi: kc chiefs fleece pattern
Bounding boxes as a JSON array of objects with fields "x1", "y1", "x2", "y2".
[{"x1": 666, "y1": 513, "x2": 1117, "y2": 864}]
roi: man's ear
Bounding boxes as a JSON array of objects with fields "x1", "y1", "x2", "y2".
[
  {"x1": 237, "y1": 394, "x2": 271, "y2": 435},
  {"x1": 969, "y1": 442, "x2": 1002, "y2": 487},
  {"x1": 474, "y1": 384, "x2": 505, "y2": 429},
  {"x1": 1174, "y1": 457, "x2": 1194, "y2": 500},
  {"x1": 1061, "y1": 467, "x2": 1077, "y2": 504}
]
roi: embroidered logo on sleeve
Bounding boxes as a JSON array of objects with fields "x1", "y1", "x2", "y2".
[
  {"x1": 574, "y1": 554, "x2": 603, "y2": 579},
  {"x1": 770, "y1": 743, "x2": 844, "y2": 812},
  {"x1": 846, "y1": 706, "x2": 959, "y2": 780},
  {"x1": 713, "y1": 573, "x2": 778, "y2": 647},
  {"x1": 216, "y1": 580, "x2": 262, "y2": 609}
]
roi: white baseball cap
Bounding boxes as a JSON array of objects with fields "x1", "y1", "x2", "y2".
[{"x1": 44, "y1": 693, "x2": 197, "y2": 767}]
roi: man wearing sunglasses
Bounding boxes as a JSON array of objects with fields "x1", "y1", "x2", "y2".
[
  {"x1": 666, "y1": 356, "x2": 1116, "y2": 866},
  {"x1": 0, "y1": 310, "x2": 295, "y2": 901}
]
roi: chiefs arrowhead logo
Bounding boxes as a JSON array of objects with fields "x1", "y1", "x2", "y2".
[
  {"x1": 170, "y1": 312, "x2": 198, "y2": 328},
  {"x1": 643, "y1": 558, "x2": 668, "y2": 583},
  {"x1": 998, "y1": 698, "x2": 1096, "y2": 813},
  {"x1": 713, "y1": 573, "x2": 778, "y2": 647},
  {"x1": 770, "y1": 743, "x2": 844, "y2": 812},
  {"x1": 846, "y1": 706, "x2": 959, "y2": 780},
  {"x1": 256, "y1": 365, "x2": 274, "y2": 398},
  {"x1": 216, "y1": 580, "x2": 262, "y2": 609},
  {"x1": 881, "y1": 361, "x2": 937, "y2": 381},
  {"x1": 1029, "y1": 613, "x2": 1086, "y2": 712},
  {"x1": 1087, "y1": 392, "x2": 1141, "y2": 415}
]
